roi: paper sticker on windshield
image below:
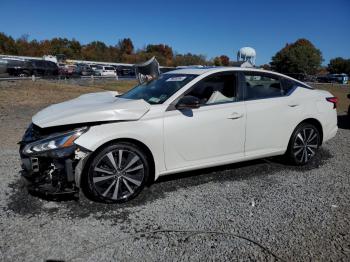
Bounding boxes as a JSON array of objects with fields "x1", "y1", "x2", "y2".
[
  {"x1": 166, "y1": 76, "x2": 187, "y2": 82},
  {"x1": 148, "y1": 97, "x2": 161, "y2": 103}
]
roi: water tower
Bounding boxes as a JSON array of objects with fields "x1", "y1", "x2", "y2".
[{"x1": 237, "y1": 47, "x2": 256, "y2": 66}]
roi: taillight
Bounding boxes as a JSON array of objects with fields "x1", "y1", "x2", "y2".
[{"x1": 326, "y1": 97, "x2": 338, "y2": 109}]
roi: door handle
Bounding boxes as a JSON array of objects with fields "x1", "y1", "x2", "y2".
[
  {"x1": 228, "y1": 112, "x2": 244, "y2": 119},
  {"x1": 288, "y1": 104, "x2": 299, "y2": 107}
]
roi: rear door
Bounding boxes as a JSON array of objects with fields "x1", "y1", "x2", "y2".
[{"x1": 241, "y1": 71, "x2": 300, "y2": 156}]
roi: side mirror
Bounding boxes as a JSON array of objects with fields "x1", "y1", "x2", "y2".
[
  {"x1": 347, "y1": 94, "x2": 350, "y2": 99},
  {"x1": 176, "y1": 95, "x2": 200, "y2": 110}
]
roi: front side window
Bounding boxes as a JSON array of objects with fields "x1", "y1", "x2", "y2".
[
  {"x1": 186, "y1": 72, "x2": 238, "y2": 105},
  {"x1": 120, "y1": 74, "x2": 197, "y2": 105},
  {"x1": 243, "y1": 72, "x2": 283, "y2": 100}
]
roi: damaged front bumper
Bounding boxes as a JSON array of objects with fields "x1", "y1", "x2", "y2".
[{"x1": 19, "y1": 124, "x2": 91, "y2": 199}]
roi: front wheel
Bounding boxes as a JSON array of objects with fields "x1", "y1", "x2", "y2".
[
  {"x1": 83, "y1": 142, "x2": 149, "y2": 203},
  {"x1": 18, "y1": 71, "x2": 29, "y2": 77},
  {"x1": 286, "y1": 123, "x2": 320, "y2": 165}
]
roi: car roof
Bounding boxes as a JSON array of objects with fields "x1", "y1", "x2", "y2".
[
  {"x1": 164, "y1": 66, "x2": 312, "y2": 88},
  {"x1": 165, "y1": 66, "x2": 275, "y2": 75}
]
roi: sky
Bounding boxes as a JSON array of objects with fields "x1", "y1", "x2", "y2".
[{"x1": 1, "y1": 0, "x2": 349, "y2": 65}]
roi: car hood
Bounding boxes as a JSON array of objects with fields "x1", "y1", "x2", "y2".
[{"x1": 32, "y1": 91, "x2": 151, "y2": 128}]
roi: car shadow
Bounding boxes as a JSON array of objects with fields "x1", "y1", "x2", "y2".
[
  {"x1": 155, "y1": 146, "x2": 332, "y2": 185},
  {"x1": 6, "y1": 147, "x2": 332, "y2": 222},
  {"x1": 338, "y1": 114, "x2": 350, "y2": 130}
]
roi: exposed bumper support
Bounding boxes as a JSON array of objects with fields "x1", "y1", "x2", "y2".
[{"x1": 19, "y1": 147, "x2": 91, "y2": 199}]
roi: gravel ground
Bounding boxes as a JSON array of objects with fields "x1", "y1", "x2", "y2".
[{"x1": 0, "y1": 83, "x2": 349, "y2": 261}]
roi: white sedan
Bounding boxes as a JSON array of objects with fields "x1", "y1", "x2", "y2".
[
  {"x1": 19, "y1": 67, "x2": 338, "y2": 203},
  {"x1": 94, "y1": 65, "x2": 117, "y2": 77}
]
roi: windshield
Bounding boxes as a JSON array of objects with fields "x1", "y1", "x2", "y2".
[{"x1": 120, "y1": 74, "x2": 197, "y2": 104}]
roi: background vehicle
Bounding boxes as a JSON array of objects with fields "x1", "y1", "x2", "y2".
[
  {"x1": 30, "y1": 60, "x2": 59, "y2": 76},
  {"x1": 0, "y1": 59, "x2": 8, "y2": 75},
  {"x1": 348, "y1": 94, "x2": 350, "y2": 116},
  {"x1": 116, "y1": 65, "x2": 136, "y2": 76},
  {"x1": 65, "y1": 65, "x2": 77, "y2": 76},
  {"x1": 19, "y1": 67, "x2": 338, "y2": 203},
  {"x1": 330, "y1": 74, "x2": 348, "y2": 84},
  {"x1": 94, "y1": 65, "x2": 117, "y2": 77},
  {"x1": 6, "y1": 59, "x2": 59, "y2": 77},
  {"x1": 74, "y1": 65, "x2": 94, "y2": 76},
  {"x1": 89, "y1": 64, "x2": 99, "y2": 71},
  {"x1": 317, "y1": 74, "x2": 349, "y2": 84},
  {"x1": 5, "y1": 59, "x2": 33, "y2": 77},
  {"x1": 58, "y1": 63, "x2": 69, "y2": 77}
]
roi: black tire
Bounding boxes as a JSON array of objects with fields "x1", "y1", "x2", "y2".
[
  {"x1": 83, "y1": 142, "x2": 149, "y2": 203},
  {"x1": 19, "y1": 71, "x2": 30, "y2": 77},
  {"x1": 285, "y1": 123, "x2": 320, "y2": 165}
]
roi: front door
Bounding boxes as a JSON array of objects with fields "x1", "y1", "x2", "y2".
[{"x1": 163, "y1": 71, "x2": 246, "y2": 171}]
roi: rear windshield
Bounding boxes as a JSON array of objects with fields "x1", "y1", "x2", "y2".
[{"x1": 120, "y1": 74, "x2": 197, "y2": 104}]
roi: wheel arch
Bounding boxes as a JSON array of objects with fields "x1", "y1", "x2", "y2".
[
  {"x1": 80, "y1": 137, "x2": 156, "y2": 188},
  {"x1": 284, "y1": 117, "x2": 324, "y2": 165},
  {"x1": 298, "y1": 118, "x2": 323, "y2": 145},
  {"x1": 289, "y1": 118, "x2": 323, "y2": 147}
]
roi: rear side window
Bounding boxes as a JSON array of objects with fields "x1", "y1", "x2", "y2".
[
  {"x1": 243, "y1": 72, "x2": 283, "y2": 100},
  {"x1": 281, "y1": 78, "x2": 299, "y2": 95}
]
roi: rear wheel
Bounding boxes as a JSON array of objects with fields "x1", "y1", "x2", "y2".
[
  {"x1": 19, "y1": 71, "x2": 29, "y2": 77},
  {"x1": 286, "y1": 123, "x2": 320, "y2": 165},
  {"x1": 84, "y1": 142, "x2": 149, "y2": 203}
]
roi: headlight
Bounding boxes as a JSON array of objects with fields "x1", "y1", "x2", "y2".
[{"x1": 23, "y1": 127, "x2": 88, "y2": 155}]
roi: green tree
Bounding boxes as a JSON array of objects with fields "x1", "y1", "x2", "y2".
[
  {"x1": 0, "y1": 32, "x2": 216, "y2": 66},
  {"x1": 144, "y1": 44, "x2": 174, "y2": 66},
  {"x1": 260, "y1": 64, "x2": 272, "y2": 70},
  {"x1": 0, "y1": 32, "x2": 17, "y2": 54},
  {"x1": 15, "y1": 34, "x2": 31, "y2": 56},
  {"x1": 213, "y1": 56, "x2": 222, "y2": 66},
  {"x1": 271, "y1": 38, "x2": 323, "y2": 75},
  {"x1": 118, "y1": 38, "x2": 134, "y2": 55},
  {"x1": 68, "y1": 39, "x2": 82, "y2": 59},
  {"x1": 219, "y1": 55, "x2": 230, "y2": 66},
  {"x1": 173, "y1": 53, "x2": 207, "y2": 67},
  {"x1": 81, "y1": 41, "x2": 109, "y2": 61},
  {"x1": 328, "y1": 57, "x2": 350, "y2": 75}
]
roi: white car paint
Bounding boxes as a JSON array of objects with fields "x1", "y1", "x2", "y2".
[
  {"x1": 32, "y1": 91, "x2": 151, "y2": 128},
  {"x1": 163, "y1": 101, "x2": 246, "y2": 170},
  {"x1": 32, "y1": 67, "x2": 338, "y2": 181}
]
